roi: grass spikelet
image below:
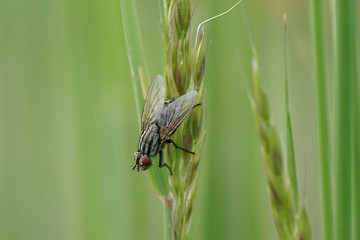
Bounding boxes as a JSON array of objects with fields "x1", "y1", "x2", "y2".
[
  {"x1": 244, "y1": 13, "x2": 312, "y2": 239},
  {"x1": 249, "y1": 47, "x2": 312, "y2": 240},
  {"x1": 161, "y1": 0, "x2": 206, "y2": 239},
  {"x1": 162, "y1": 0, "x2": 192, "y2": 97}
]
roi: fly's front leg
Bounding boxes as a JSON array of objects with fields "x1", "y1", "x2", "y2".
[
  {"x1": 159, "y1": 150, "x2": 173, "y2": 175},
  {"x1": 133, "y1": 156, "x2": 140, "y2": 172},
  {"x1": 165, "y1": 139, "x2": 195, "y2": 154}
]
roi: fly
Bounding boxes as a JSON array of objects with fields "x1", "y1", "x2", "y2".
[{"x1": 133, "y1": 75, "x2": 200, "y2": 175}]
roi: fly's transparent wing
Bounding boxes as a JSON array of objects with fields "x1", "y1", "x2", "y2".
[
  {"x1": 158, "y1": 91, "x2": 198, "y2": 143},
  {"x1": 141, "y1": 75, "x2": 165, "y2": 133}
]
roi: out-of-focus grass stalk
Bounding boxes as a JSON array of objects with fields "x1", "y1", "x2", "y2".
[
  {"x1": 284, "y1": 15, "x2": 299, "y2": 211},
  {"x1": 120, "y1": 0, "x2": 149, "y2": 120},
  {"x1": 244, "y1": 12, "x2": 311, "y2": 239},
  {"x1": 248, "y1": 49, "x2": 311, "y2": 240},
  {"x1": 120, "y1": 0, "x2": 169, "y2": 200},
  {"x1": 161, "y1": 0, "x2": 206, "y2": 239},
  {"x1": 334, "y1": 0, "x2": 355, "y2": 239},
  {"x1": 163, "y1": 199, "x2": 173, "y2": 240},
  {"x1": 309, "y1": 0, "x2": 333, "y2": 239},
  {"x1": 350, "y1": 0, "x2": 359, "y2": 239},
  {"x1": 352, "y1": 58, "x2": 359, "y2": 240},
  {"x1": 283, "y1": 15, "x2": 312, "y2": 240}
]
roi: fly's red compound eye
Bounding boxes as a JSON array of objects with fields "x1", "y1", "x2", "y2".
[{"x1": 142, "y1": 156, "x2": 152, "y2": 167}]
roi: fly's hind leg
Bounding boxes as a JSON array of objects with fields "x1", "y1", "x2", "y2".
[
  {"x1": 165, "y1": 139, "x2": 195, "y2": 154},
  {"x1": 159, "y1": 150, "x2": 173, "y2": 175}
]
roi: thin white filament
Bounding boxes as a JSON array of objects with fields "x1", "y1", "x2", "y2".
[{"x1": 195, "y1": 0, "x2": 243, "y2": 44}]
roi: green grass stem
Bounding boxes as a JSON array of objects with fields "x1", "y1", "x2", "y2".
[
  {"x1": 352, "y1": 65, "x2": 360, "y2": 240},
  {"x1": 163, "y1": 201, "x2": 173, "y2": 240},
  {"x1": 310, "y1": 0, "x2": 333, "y2": 239},
  {"x1": 350, "y1": 1, "x2": 359, "y2": 239},
  {"x1": 334, "y1": 0, "x2": 355, "y2": 239}
]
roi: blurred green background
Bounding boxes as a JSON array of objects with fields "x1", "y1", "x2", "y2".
[{"x1": 0, "y1": 0, "x2": 323, "y2": 239}]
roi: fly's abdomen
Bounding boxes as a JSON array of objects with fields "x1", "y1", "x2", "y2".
[{"x1": 139, "y1": 125, "x2": 160, "y2": 156}]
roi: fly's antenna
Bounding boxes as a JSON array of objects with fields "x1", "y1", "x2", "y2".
[{"x1": 195, "y1": 0, "x2": 243, "y2": 44}]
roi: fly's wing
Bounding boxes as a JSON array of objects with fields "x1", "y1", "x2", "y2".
[
  {"x1": 141, "y1": 75, "x2": 165, "y2": 133},
  {"x1": 158, "y1": 91, "x2": 198, "y2": 143}
]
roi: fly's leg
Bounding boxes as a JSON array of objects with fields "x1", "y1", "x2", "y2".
[
  {"x1": 193, "y1": 103, "x2": 201, "y2": 109},
  {"x1": 159, "y1": 150, "x2": 173, "y2": 175},
  {"x1": 132, "y1": 157, "x2": 140, "y2": 172},
  {"x1": 165, "y1": 139, "x2": 195, "y2": 154}
]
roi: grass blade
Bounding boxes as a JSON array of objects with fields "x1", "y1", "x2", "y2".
[
  {"x1": 120, "y1": 0, "x2": 150, "y2": 121},
  {"x1": 284, "y1": 14, "x2": 299, "y2": 211},
  {"x1": 310, "y1": 0, "x2": 333, "y2": 239},
  {"x1": 120, "y1": 0, "x2": 169, "y2": 200},
  {"x1": 352, "y1": 62, "x2": 360, "y2": 240},
  {"x1": 350, "y1": 1, "x2": 359, "y2": 239},
  {"x1": 334, "y1": 0, "x2": 355, "y2": 239}
]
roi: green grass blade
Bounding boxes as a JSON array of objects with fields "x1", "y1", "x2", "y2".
[
  {"x1": 120, "y1": 0, "x2": 169, "y2": 199},
  {"x1": 351, "y1": 1, "x2": 359, "y2": 239},
  {"x1": 352, "y1": 64, "x2": 360, "y2": 240},
  {"x1": 334, "y1": 0, "x2": 355, "y2": 239},
  {"x1": 284, "y1": 15, "x2": 299, "y2": 211},
  {"x1": 310, "y1": 0, "x2": 333, "y2": 239},
  {"x1": 120, "y1": 0, "x2": 150, "y2": 122}
]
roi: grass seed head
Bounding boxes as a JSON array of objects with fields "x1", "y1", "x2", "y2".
[
  {"x1": 193, "y1": 26, "x2": 207, "y2": 90},
  {"x1": 250, "y1": 50, "x2": 311, "y2": 240},
  {"x1": 161, "y1": 0, "x2": 206, "y2": 239}
]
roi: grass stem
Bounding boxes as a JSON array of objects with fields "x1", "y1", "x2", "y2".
[
  {"x1": 352, "y1": 69, "x2": 359, "y2": 240},
  {"x1": 284, "y1": 14, "x2": 299, "y2": 211},
  {"x1": 163, "y1": 200, "x2": 173, "y2": 240},
  {"x1": 334, "y1": 0, "x2": 355, "y2": 239},
  {"x1": 350, "y1": 1, "x2": 359, "y2": 239},
  {"x1": 310, "y1": 0, "x2": 333, "y2": 239}
]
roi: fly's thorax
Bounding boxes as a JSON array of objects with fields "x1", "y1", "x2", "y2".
[
  {"x1": 134, "y1": 152, "x2": 153, "y2": 171},
  {"x1": 139, "y1": 124, "x2": 161, "y2": 156}
]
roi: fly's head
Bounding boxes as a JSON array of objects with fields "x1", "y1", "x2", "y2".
[{"x1": 133, "y1": 151, "x2": 153, "y2": 172}]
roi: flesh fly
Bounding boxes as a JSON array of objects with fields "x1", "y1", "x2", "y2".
[{"x1": 133, "y1": 75, "x2": 199, "y2": 175}]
